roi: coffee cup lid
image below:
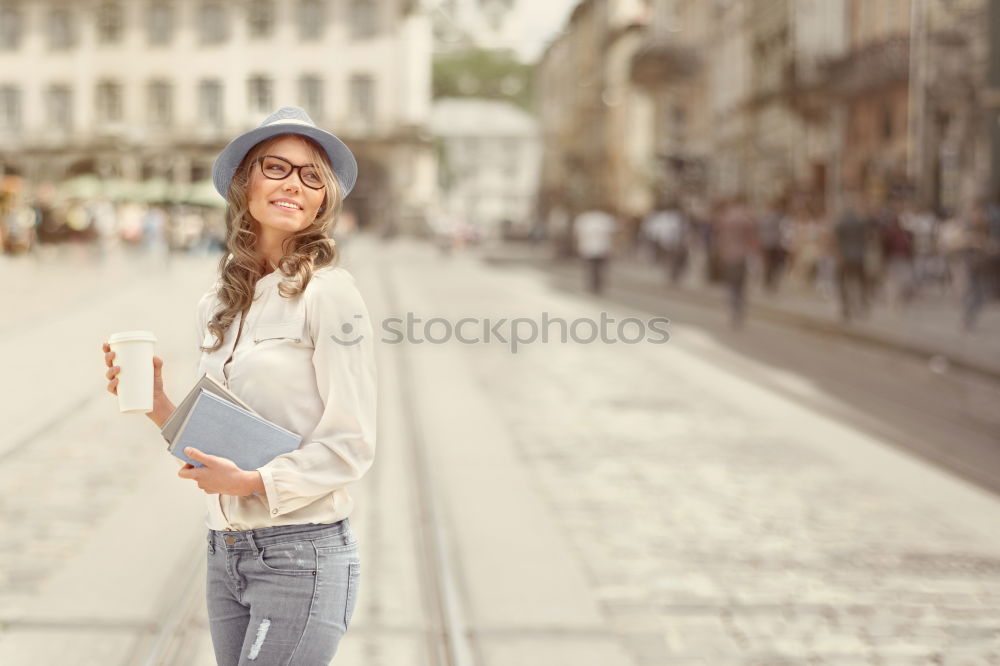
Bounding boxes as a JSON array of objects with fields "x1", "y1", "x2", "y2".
[{"x1": 108, "y1": 330, "x2": 158, "y2": 344}]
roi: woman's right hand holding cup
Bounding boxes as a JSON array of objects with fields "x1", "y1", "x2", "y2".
[{"x1": 102, "y1": 342, "x2": 175, "y2": 427}]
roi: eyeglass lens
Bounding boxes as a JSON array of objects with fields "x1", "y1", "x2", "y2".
[{"x1": 260, "y1": 155, "x2": 325, "y2": 189}]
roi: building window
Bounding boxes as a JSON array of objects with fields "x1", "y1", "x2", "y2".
[
  {"x1": 248, "y1": 75, "x2": 273, "y2": 114},
  {"x1": 96, "y1": 80, "x2": 124, "y2": 123},
  {"x1": 349, "y1": 0, "x2": 377, "y2": 39},
  {"x1": 199, "y1": 3, "x2": 228, "y2": 44},
  {"x1": 96, "y1": 3, "x2": 124, "y2": 43},
  {"x1": 349, "y1": 74, "x2": 374, "y2": 121},
  {"x1": 199, "y1": 79, "x2": 224, "y2": 128},
  {"x1": 298, "y1": 0, "x2": 325, "y2": 40},
  {"x1": 0, "y1": 5, "x2": 23, "y2": 50},
  {"x1": 0, "y1": 86, "x2": 21, "y2": 130},
  {"x1": 147, "y1": 2, "x2": 173, "y2": 46},
  {"x1": 48, "y1": 7, "x2": 76, "y2": 50},
  {"x1": 47, "y1": 85, "x2": 72, "y2": 130},
  {"x1": 148, "y1": 80, "x2": 173, "y2": 127},
  {"x1": 299, "y1": 75, "x2": 323, "y2": 121},
  {"x1": 191, "y1": 163, "x2": 210, "y2": 182},
  {"x1": 247, "y1": 0, "x2": 273, "y2": 38}
]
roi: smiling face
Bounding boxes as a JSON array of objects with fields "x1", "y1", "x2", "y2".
[{"x1": 246, "y1": 135, "x2": 328, "y2": 242}]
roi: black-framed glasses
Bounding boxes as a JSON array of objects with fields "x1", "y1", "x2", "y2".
[{"x1": 256, "y1": 155, "x2": 325, "y2": 190}]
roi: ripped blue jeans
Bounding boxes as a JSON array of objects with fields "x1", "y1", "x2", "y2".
[{"x1": 206, "y1": 519, "x2": 361, "y2": 665}]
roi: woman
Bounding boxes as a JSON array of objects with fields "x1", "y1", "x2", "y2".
[{"x1": 101, "y1": 106, "x2": 377, "y2": 664}]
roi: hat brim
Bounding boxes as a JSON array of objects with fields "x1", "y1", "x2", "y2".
[{"x1": 212, "y1": 123, "x2": 358, "y2": 199}]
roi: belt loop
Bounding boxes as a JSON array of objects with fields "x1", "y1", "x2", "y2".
[
  {"x1": 245, "y1": 529, "x2": 259, "y2": 554},
  {"x1": 207, "y1": 530, "x2": 216, "y2": 555}
]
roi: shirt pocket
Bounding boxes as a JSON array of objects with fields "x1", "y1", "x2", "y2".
[{"x1": 254, "y1": 318, "x2": 305, "y2": 344}]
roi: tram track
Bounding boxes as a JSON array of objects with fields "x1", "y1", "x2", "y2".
[{"x1": 380, "y1": 260, "x2": 478, "y2": 666}]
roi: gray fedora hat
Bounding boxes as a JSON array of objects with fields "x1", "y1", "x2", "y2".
[{"x1": 212, "y1": 106, "x2": 358, "y2": 199}]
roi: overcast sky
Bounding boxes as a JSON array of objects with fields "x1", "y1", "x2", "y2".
[{"x1": 502, "y1": 0, "x2": 580, "y2": 63}]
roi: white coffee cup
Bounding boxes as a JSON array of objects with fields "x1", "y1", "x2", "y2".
[{"x1": 108, "y1": 330, "x2": 158, "y2": 414}]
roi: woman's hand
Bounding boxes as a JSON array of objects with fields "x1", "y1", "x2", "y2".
[
  {"x1": 102, "y1": 342, "x2": 175, "y2": 426},
  {"x1": 178, "y1": 447, "x2": 264, "y2": 496}
]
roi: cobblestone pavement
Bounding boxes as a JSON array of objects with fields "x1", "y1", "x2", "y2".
[
  {"x1": 0, "y1": 405, "x2": 154, "y2": 617},
  {"x1": 0, "y1": 247, "x2": 212, "y2": 624},
  {"x1": 395, "y1": 240, "x2": 1000, "y2": 665}
]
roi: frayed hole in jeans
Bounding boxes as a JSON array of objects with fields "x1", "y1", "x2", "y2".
[{"x1": 247, "y1": 617, "x2": 271, "y2": 660}]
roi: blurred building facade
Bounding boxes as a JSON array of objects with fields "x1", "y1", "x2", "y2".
[
  {"x1": 430, "y1": 97, "x2": 539, "y2": 236},
  {"x1": 537, "y1": 0, "x2": 995, "y2": 222},
  {"x1": 0, "y1": 0, "x2": 435, "y2": 231},
  {"x1": 538, "y1": 0, "x2": 652, "y2": 224}
]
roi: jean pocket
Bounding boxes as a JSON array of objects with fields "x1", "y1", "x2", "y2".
[
  {"x1": 257, "y1": 540, "x2": 317, "y2": 575},
  {"x1": 345, "y1": 561, "x2": 360, "y2": 626}
]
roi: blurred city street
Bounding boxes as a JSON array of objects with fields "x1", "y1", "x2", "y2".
[
  {"x1": 2, "y1": 0, "x2": 1000, "y2": 664},
  {"x1": 1, "y1": 236, "x2": 1000, "y2": 665}
]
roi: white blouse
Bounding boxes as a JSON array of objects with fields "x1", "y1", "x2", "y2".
[{"x1": 194, "y1": 265, "x2": 377, "y2": 531}]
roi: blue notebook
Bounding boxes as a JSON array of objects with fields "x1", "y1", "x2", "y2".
[
  {"x1": 166, "y1": 388, "x2": 302, "y2": 470},
  {"x1": 161, "y1": 373, "x2": 254, "y2": 445}
]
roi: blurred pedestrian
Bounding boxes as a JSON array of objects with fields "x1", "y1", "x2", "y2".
[
  {"x1": 960, "y1": 201, "x2": 998, "y2": 331},
  {"x1": 704, "y1": 200, "x2": 726, "y2": 283},
  {"x1": 574, "y1": 205, "x2": 616, "y2": 294},
  {"x1": 118, "y1": 201, "x2": 145, "y2": 248},
  {"x1": 902, "y1": 205, "x2": 942, "y2": 297},
  {"x1": 880, "y1": 202, "x2": 915, "y2": 310},
  {"x1": 642, "y1": 198, "x2": 688, "y2": 284},
  {"x1": 101, "y1": 106, "x2": 374, "y2": 665},
  {"x1": 2, "y1": 201, "x2": 37, "y2": 255},
  {"x1": 938, "y1": 209, "x2": 966, "y2": 295},
  {"x1": 64, "y1": 199, "x2": 92, "y2": 242},
  {"x1": 90, "y1": 198, "x2": 118, "y2": 261},
  {"x1": 142, "y1": 204, "x2": 169, "y2": 266},
  {"x1": 715, "y1": 197, "x2": 757, "y2": 328},
  {"x1": 758, "y1": 197, "x2": 789, "y2": 293},
  {"x1": 834, "y1": 193, "x2": 872, "y2": 322}
]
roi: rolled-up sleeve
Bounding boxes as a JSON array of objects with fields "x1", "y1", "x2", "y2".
[{"x1": 256, "y1": 270, "x2": 378, "y2": 517}]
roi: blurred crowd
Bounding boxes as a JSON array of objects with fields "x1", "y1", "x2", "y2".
[
  {"x1": 562, "y1": 194, "x2": 1000, "y2": 332},
  {"x1": 0, "y1": 196, "x2": 226, "y2": 259}
]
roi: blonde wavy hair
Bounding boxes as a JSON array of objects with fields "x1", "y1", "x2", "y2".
[{"x1": 201, "y1": 133, "x2": 345, "y2": 354}]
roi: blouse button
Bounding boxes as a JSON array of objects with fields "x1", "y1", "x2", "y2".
[{"x1": 272, "y1": 509, "x2": 279, "y2": 515}]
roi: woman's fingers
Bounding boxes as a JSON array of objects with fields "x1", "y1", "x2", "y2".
[{"x1": 103, "y1": 343, "x2": 119, "y2": 394}]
